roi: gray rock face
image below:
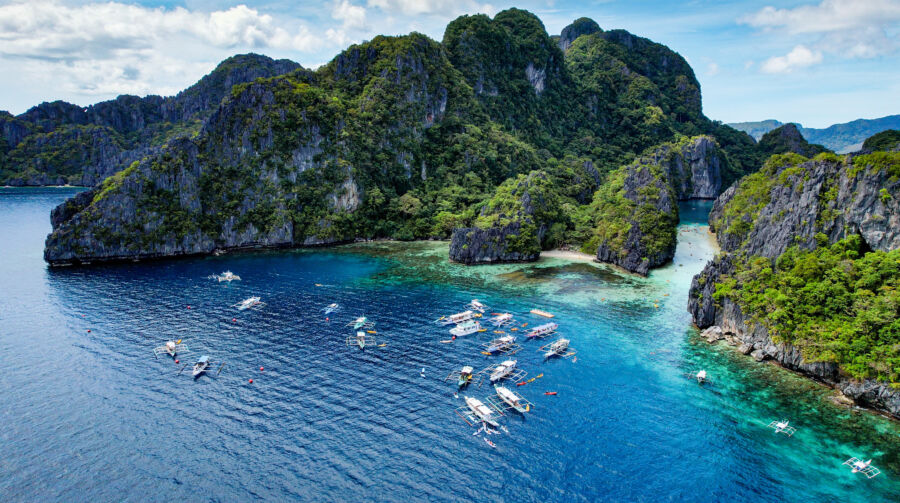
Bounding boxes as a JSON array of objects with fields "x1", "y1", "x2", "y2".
[
  {"x1": 557, "y1": 18, "x2": 601, "y2": 52},
  {"x1": 665, "y1": 136, "x2": 723, "y2": 199},
  {"x1": 689, "y1": 154, "x2": 900, "y2": 419},
  {"x1": 448, "y1": 171, "x2": 552, "y2": 265},
  {"x1": 449, "y1": 222, "x2": 541, "y2": 264},
  {"x1": 3, "y1": 54, "x2": 300, "y2": 187}
]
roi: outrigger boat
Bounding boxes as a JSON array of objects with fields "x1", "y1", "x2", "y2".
[
  {"x1": 489, "y1": 313, "x2": 514, "y2": 327},
  {"x1": 767, "y1": 419, "x2": 797, "y2": 436},
  {"x1": 493, "y1": 385, "x2": 531, "y2": 413},
  {"x1": 437, "y1": 310, "x2": 476, "y2": 326},
  {"x1": 347, "y1": 330, "x2": 376, "y2": 349},
  {"x1": 458, "y1": 366, "x2": 475, "y2": 387},
  {"x1": 322, "y1": 303, "x2": 340, "y2": 315},
  {"x1": 525, "y1": 322, "x2": 558, "y2": 339},
  {"x1": 346, "y1": 316, "x2": 376, "y2": 330},
  {"x1": 446, "y1": 365, "x2": 483, "y2": 388},
  {"x1": 153, "y1": 339, "x2": 188, "y2": 359},
  {"x1": 179, "y1": 355, "x2": 225, "y2": 379},
  {"x1": 450, "y1": 320, "x2": 482, "y2": 337},
  {"x1": 844, "y1": 457, "x2": 880, "y2": 478},
  {"x1": 490, "y1": 360, "x2": 518, "y2": 383},
  {"x1": 215, "y1": 271, "x2": 241, "y2": 282},
  {"x1": 542, "y1": 338, "x2": 571, "y2": 358},
  {"x1": 233, "y1": 296, "x2": 264, "y2": 311},
  {"x1": 485, "y1": 335, "x2": 516, "y2": 354},
  {"x1": 467, "y1": 299, "x2": 487, "y2": 313},
  {"x1": 464, "y1": 396, "x2": 500, "y2": 427}
]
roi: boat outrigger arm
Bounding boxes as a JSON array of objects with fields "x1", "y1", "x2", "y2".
[
  {"x1": 487, "y1": 386, "x2": 533, "y2": 414},
  {"x1": 844, "y1": 457, "x2": 881, "y2": 478},
  {"x1": 179, "y1": 355, "x2": 225, "y2": 378},
  {"x1": 233, "y1": 296, "x2": 265, "y2": 311},
  {"x1": 480, "y1": 360, "x2": 526, "y2": 383},
  {"x1": 538, "y1": 338, "x2": 575, "y2": 359},
  {"x1": 767, "y1": 420, "x2": 797, "y2": 436},
  {"x1": 153, "y1": 340, "x2": 188, "y2": 359},
  {"x1": 347, "y1": 331, "x2": 377, "y2": 349},
  {"x1": 445, "y1": 366, "x2": 484, "y2": 388},
  {"x1": 455, "y1": 396, "x2": 503, "y2": 427}
]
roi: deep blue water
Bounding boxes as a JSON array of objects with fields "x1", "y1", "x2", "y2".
[{"x1": 2, "y1": 189, "x2": 899, "y2": 502}]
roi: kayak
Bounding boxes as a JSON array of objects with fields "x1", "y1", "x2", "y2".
[
  {"x1": 544, "y1": 391, "x2": 557, "y2": 395},
  {"x1": 440, "y1": 340, "x2": 453, "y2": 344},
  {"x1": 516, "y1": 381, "x2": 527, "y2": 386}
]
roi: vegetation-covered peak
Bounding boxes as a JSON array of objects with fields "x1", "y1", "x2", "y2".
[
  {"x1": 758, "y1": 123, "x2": 829, "y2": 157},
  {"x1": 558, "y1": 17, "x2": 601, "y2": 52},
  {"x1": 862, "y1": 129, "x2": 900, "y2": 153}
]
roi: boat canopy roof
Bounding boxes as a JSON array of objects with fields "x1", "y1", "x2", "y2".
[{"x1": 198, "y1": 355, "x2": 210, "y2": 363}]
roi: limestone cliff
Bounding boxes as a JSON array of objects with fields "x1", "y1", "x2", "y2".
[
  {"x1": 589, "y1": 136, "x2": 726, "y2": 274},
  {"x1": 449, "y1": 171, "x2": 558, "y2": 264},
  {"x1": 688, "y1": 151, "x2": 900, "y2": 418}
]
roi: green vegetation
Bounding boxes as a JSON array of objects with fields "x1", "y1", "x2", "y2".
[
  {"x1": 862, "y1": 129, "x2": 900, "y2": 153},
  {"x1": 714, "y1": 235, "x2": 900, "y2": 384}
]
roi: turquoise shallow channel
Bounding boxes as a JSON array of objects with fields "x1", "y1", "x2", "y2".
[{"x1": 1, "y1": 188, "x2": 899, "y2": 502}]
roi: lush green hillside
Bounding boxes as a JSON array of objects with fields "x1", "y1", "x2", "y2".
[
  {"x1": 1, "y1": 54, "x2": 299, "y2": 186},
  {"x1": 44, "y1": 9, "x2": 764, "y2": 269}
]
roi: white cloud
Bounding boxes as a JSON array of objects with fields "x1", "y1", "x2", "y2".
[
  {"x1": 740, "y1": 0, "x2": 900, "y2": 34},
  {"x1": 706, "y1": 62, "x2": 720, "y2": 76},
  {"x1": 741, "y1": 0, "x2": 900, "y2": 70},
  {"x1": 0, "y1": 1, "x2": 324, "y2": 60},
  {"x1": 332, "y1": 0, "x2": 368, "y2": 30},
  {"x1": 760, "y1": 45, "x2": 823, "y2": 74}
]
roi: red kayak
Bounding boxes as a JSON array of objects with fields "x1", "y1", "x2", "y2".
[
  {"x1": 544, "y1": 391, "x2": 557, "y2": 395},
  {"x1": 516, "y1": 381, "x2": 527, "y2": 386}
]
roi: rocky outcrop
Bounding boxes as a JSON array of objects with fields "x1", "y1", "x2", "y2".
[
  {"x1": 653, "y1": 136, "x2": 724, "y2": 199},
  {"x1": 591, "y1": 136, "x2": 725, "y2": 275},
  {"x1": 758, "y1": 123, "x2": 829, "y2": 158},
  {"x1": 449, "y1": 221, "x2": 541, "y2": 264},
  {"x1": 557, "y1": 18, "x2": 601, "y2": 52},
  {"x1": 449, "y1": 171, "x2": 556, "y2": 264},
  {"x1": 689, "y1": 152, "x2": 900, "y2": 419}
]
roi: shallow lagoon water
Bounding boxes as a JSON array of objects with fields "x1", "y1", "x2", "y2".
[{"x1": 1, "y1": 189, "x2": 899, "y2": 502}]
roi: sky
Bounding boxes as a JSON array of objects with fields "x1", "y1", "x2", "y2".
[{"x1": 0, "y1": 0, "x2": 897, "y2": 128}]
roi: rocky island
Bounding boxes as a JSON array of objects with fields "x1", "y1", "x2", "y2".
[{"x1": 688, "y1": 133, "x2": 900, "y2": 418}]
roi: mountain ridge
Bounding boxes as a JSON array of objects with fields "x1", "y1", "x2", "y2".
[{"x1": 728, "y1": 115, "x2": 900, "y2": 153}]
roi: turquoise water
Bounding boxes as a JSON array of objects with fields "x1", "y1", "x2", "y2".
[{"x1": 1, "y1": 189, "x2": 898, "y2": 501}]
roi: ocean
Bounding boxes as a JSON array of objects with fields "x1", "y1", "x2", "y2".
[{"x1": 1, "y1": 187, "x2": 898, "y2": 502}]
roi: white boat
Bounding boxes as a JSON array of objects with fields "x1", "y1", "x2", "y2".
[
  {"x1": 544, "y1": 338, "x2": 569, "y2": 358},
  {"x1": 351, "y1": 316, "x2": 368, "y2": 329},
  {"x1": 468, "y1": 300, "x2": 486, "y2": 313},
  {"x1": 465, "y1": 396, "x2": 499, "y2": 427},
  {"x1": 696, "y1": 370, "x2": 707, "y2": 383},
  {"x1": 235, "y1": 296, "x2": 262, "y2": 311},
  {"x1": 192, "y1": 355, "x2": 210, "y2": 378},
  {"x1": 440, "y1": 310, "x2": 475, "y2": 326},
  {"x1": 450, "y1": 320, "x2": 481, "y2": 337},
  {"x1": 356, "y1": 330, "x2": 367, "y2": 349},
  {"x1": 526, "y1": 322, "x2": 558, "y2": 338},
  {"x1": 490, "y1": 359, "x2": 517, "y2": 383},
  {"x1": 322, "y1": 303, "x2": 340, "y2": 314},
  {"x1": 495, "y1": 386, "x2": 527, "y2": 413},
  {"x1": 164, "y1": 341, "x2": 177, "y2": 357},
  {"x1": 485, "y1": 335, "x2": 515, "y2": 353},
  {"x1": 489, "y1": 313, "x2": 513, "y2": 326},
  {"x1": 216, "y1": 271, "x2": 241, "y2": 282},
  {"x1": 153, "y1": 339, "x2": 187, "y2": 359}
]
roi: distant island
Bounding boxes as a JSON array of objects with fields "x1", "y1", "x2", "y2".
[{"x1": 728, "y1": 115, "x2": 900, "y2": 153}]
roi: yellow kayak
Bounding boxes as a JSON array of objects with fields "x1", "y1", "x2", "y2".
[
  {"x1": 367, "y1": 330, "x2": 377, "y2": 334},
  {"x1": 378, "y1": 343, "x2": 387, "y2": 347}
]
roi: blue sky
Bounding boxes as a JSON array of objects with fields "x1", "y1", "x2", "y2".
[{"x1": 0, "y1": 0, "x2": 897, "y2": 127}]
